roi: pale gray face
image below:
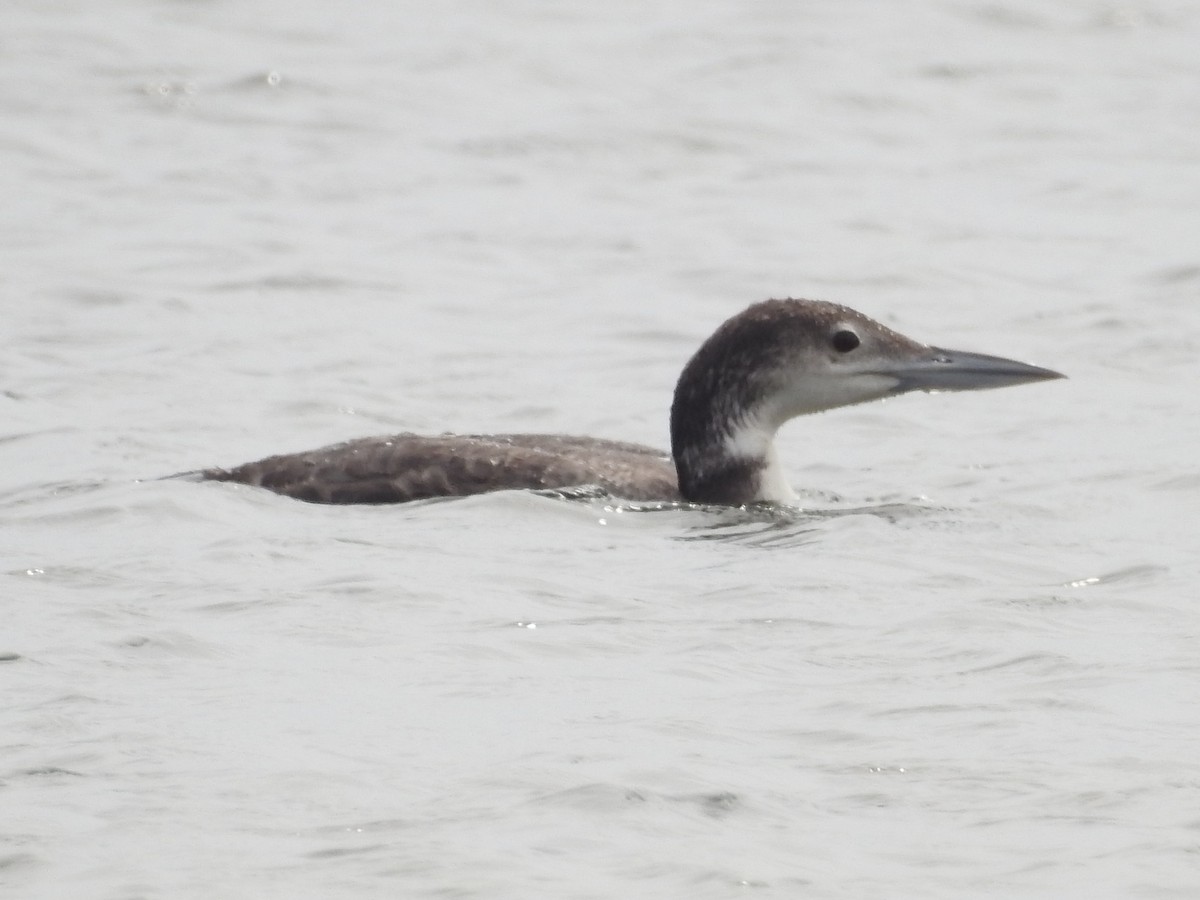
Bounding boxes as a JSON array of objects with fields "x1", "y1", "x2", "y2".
[{"x1": 750, "y1": 300, "x2": 1064, "y2": 422}]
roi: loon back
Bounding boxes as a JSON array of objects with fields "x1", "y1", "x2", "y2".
[
  {"x1": 203, "y1": 433, "x2": 678, "y2": 505},
  {"x1": 197, "y1": 298, "x2": 1064, "y2": 506}
]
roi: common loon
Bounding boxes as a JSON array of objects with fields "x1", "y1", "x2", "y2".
[{"x1": 199, "y1": 298, "x2": 1063, "y2": 505}]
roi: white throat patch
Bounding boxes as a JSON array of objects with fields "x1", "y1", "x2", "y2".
[{"x1": 722, "y1": 419, "x2": 798, "y2": 505}]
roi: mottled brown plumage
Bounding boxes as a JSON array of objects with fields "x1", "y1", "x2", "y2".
[{"x1": 203, "y1": 433, "x2": 680, "y2": 504}]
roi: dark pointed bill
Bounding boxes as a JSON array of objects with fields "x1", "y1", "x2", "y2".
[{"x1": 884, "y1": 347, "x2": 1066, "y2": 393}]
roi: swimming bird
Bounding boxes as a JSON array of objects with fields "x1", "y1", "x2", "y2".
[{"x1": 199, "y1": 298, "x2": 1063, "y2": 506}]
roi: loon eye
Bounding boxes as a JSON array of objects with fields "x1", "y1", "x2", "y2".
[{"x1": 831, "y1": 329, "x2": 860, "y2": 353}]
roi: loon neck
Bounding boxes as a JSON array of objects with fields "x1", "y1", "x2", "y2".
[
  {"x1": 670, "y1": 402, "x2": 798, "y2": 506},
  {"x1": 668, "y1": 315, "x2": 800, "y2": 505}
]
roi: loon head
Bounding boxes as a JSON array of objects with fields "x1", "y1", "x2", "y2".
[{"x1": 669, "y1": 298, "x2": 1065, "y2": 505}]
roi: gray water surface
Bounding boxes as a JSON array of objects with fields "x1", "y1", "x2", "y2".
[{"x1": 5, "y1": 2, "x2": 1200, "y2": 898}]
